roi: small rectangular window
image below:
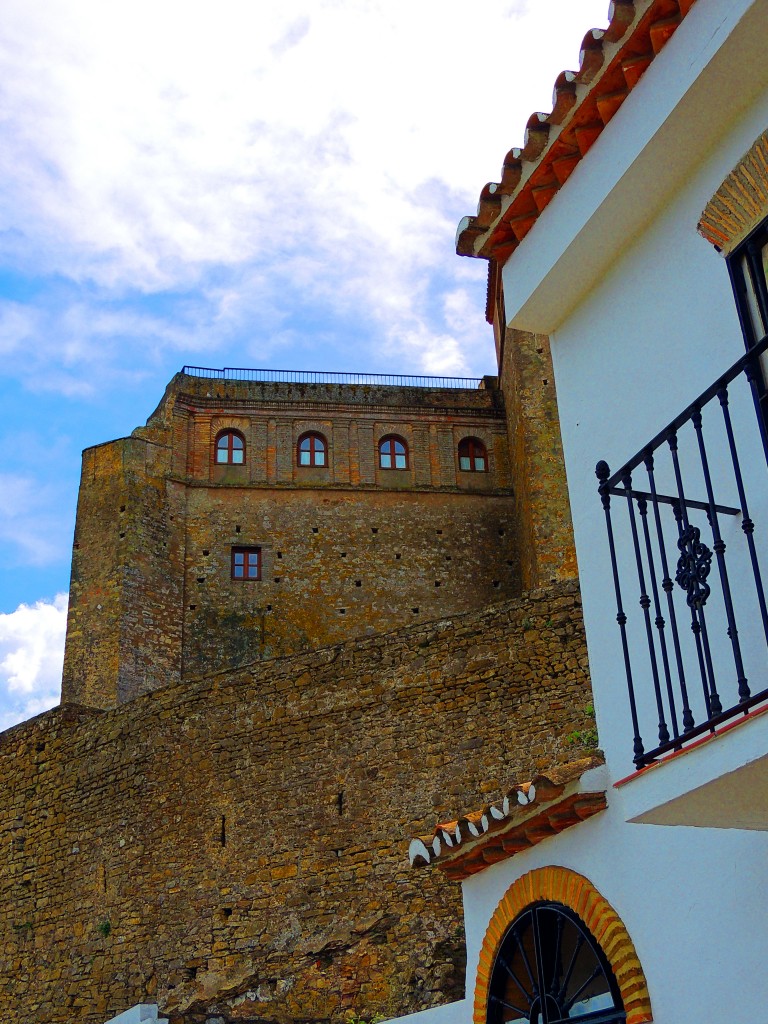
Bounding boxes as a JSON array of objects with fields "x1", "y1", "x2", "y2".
[{"x1": 231, "y1": 546, "x2": 261, "y2": 580}]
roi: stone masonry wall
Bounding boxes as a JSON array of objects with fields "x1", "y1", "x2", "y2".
[
  {"x1": 180, "y1": 487, "x2": 518, "y2": 677},
  {"x1": 63, "y1": 373, "x2": 521, "y2": 707},
  {"x1": 62, "y1": 438, "x2": 185, "y2": 709},
  {"x1": 498, "y1": 327, "x2": 578, "y2": 588},
  {"x1": 1, "y1": 580, "x2": 592, "y2": 1024}
]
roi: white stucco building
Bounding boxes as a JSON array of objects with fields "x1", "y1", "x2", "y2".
[{"x1": 398, "y1": 1, "x2": 768, "y2": 1022}]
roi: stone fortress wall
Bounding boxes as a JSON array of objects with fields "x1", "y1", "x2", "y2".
[
  {"x1": 1, "y1": 341, "x2": 585, "y2": 1022},
  {"x1": 62, "y1": 373, "x2": 521, "y2": 709},
  {"x1": 0, "y1": 581, "x2": 591, "y2": 1024}
]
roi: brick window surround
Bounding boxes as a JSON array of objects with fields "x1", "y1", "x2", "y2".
[
  {"x1": 297, "y1": 431, "x2": 328, "y2": 467},
  {"x1": 231, "y1": 546, "x2": 261, "y2": 580},
  {"x1": 379, "y1": 434, "x2": 409, "y2": 470},
  {"x1": 473, "y1": 867, "x2": 652, "y2": 1024},
  {"x1": 458, "y1": 436, "x2": 488, "y2": 472},
  {"x1": 215, "y1": 430, "x2": 246, "y2": 465},
  {"x1": 698, "y1": 129, "x2": 768, "y2": 257}
]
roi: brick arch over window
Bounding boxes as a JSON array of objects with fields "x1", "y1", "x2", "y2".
[
  {"x1": 698, "y1": 129, "x2": 768, "y2": 256},
  {"x1": 474, "y1": 867, "x2": 652, "y2": 1024},
  {"x1": 215, "y1": 429, "x2": 246, "y2": 465}
]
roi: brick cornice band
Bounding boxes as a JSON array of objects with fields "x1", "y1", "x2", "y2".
[
  {"x1": 473, "y1": 866, "x2": 653, "y2": 1024},
  {"x1": 698, "y1": 130, "x2": 768, "y2": 255}
]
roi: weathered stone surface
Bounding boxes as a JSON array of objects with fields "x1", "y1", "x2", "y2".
[
  {"x1": 1, "y1": 581, "x2": 591, "y2": 1023},
  {"x1": 62, "y1": 374, "x2": 521, "y2": 710},
  {"x1": 495, "y1": 324, "x2": 577, "y2": 589}
]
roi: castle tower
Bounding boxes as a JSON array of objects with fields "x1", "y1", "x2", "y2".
[{"x1": 62, "y1": 368, "x2": 529, "y2": 708}]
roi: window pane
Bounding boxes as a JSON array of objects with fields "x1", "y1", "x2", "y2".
[
  {"x1": 475, "y1": 456, "x2": 486, "y2": 471},
  {"x1": 381, "y1": 453, "x2": 391, "y2": 468},
  {"x1": 300, "y1": 451, "x2": 311, "y2": 465},
  {"x1": 233, "y1": 547, "x2": 260, "y2": 580},
  {"x1": 743, "y1": 253, "x2": 766, "y2": 339},
  {"x1": 232, "y1": 450, "x2": 244, "y2": 464},
  {"x1": 459, "y1": 456, "x2": 471, "y2": 471},
  {"x1": 231, "y1": 435, "x2": 243, "y2": 450},
  {"x1": 395, "y1": 454, "x2": 406, "y2": 469},
  {"x1": 216, "y1": 449, "x2": 227, "y2": 463},
  {"x1": 300, "y1": 437, "x2": 310, "y2": 450},
  {"x1": 394, "y1": 440, "x2": 405, "y2": 455}
]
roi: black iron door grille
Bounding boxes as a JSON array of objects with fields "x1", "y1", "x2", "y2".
[{"x1": 487, "y1": 902, "x2": 625, "y2": 1024}]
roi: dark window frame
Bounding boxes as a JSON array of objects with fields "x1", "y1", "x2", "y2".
[
  {"x1": 727, "y1": 218, "x2": 768, "y2": 420},
  {"x1": 378, "y1": 434, "x2": 409, "y2": 470},
  {"x1": 458, "y1": 436, "x2": 488, "y2": 473},
  {"x1": 215, "y1": 429, "x2": 246, "y2": 466},
  {"x1": 297, "y1": 431, "x2": 328, "y2": 468},
  {"x1": 231, "y1": 546, "x2": 261, "y2": 581}
]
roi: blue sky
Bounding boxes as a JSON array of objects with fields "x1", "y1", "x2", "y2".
[{"x1": 0, "y1": 0, "x2": 609, "y2": 727}]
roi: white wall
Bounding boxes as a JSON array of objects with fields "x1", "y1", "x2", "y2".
[
  {"x1": 552, "y1": 100, "x2": 768, "y2": 776},
  {"x1": 503, "y1": 0, "x2": 768, "y2": 781},
  {"x1": 460, "y1": 802, "x2": 768, "y2": 1024},
  {"x1": 103, "y1": 1007, "x2": 167, "y2": 1024}
]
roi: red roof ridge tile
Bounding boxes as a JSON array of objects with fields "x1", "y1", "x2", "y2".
[
  {"x1": 408, "y1": 755, "x2": 606, "y2": 879},
  {"x1": 456, "y1": 0, "x2": 696, "y2": 272}
]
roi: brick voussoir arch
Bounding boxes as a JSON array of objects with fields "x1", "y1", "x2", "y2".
[
  {"x1": 698, "y1": 128, "x2": 768, "y2": 254},
  {"x1": 473, "y1": 866, "x2": 652, "y2": 1024}
]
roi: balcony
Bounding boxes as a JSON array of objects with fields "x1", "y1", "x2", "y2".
[{"x1": 596, "y1": 334, "x2": 768, "y2": 793}]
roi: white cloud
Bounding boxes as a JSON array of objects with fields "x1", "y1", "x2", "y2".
[
  {"x1": 0, "y1": 302, "x2": 39, "y2": 356},
  {"x1": 0, "y1": 595, "x2": 66, "y2": 730},
  {"x1": 0, "y1": 0, "x2": 613, "y2": 722},
  {"x1": 0, "y1": 0, "x2": 609, "y2": 378},
  {"x1": 0, "y1": 473, "x2": 74, "y2": 566}
]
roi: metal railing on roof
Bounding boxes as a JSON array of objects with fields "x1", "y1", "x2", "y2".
[{"x1": 181, "y1": 365, "x2": 483, "y2": 389}]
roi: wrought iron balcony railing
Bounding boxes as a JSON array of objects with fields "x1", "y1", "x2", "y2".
[{"x1": 597, "y1": 334, "x2": 768, "y2": 769}]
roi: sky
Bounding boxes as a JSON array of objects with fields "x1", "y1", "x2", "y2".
[{"x1": 0, "y1": 0, "x2": 610, "y2": 729}]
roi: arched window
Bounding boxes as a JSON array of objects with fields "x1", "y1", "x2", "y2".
[
  {"x1": 215, "y1": 430, "x2": 246, "y2": 465},
  {"x1": 487, "y1": 902, "x2": 625, "y2": 1024},
  {"x1": 458, "y1": 436, "x2": 488, "y2": 472},
  {"x1": 297, "y1": 431, "x2": 328, "y2": 467},
  {"x1": 379, "y1": 435, "x2": 408, "y2": 470}
]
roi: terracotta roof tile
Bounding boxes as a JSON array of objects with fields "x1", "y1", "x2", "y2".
[
  {"x1": 409, "y1": 756, "x2": 606, "y2": 881},
  {"x1": 457, "y1": 0, "x2": 697, "y2": 274}
]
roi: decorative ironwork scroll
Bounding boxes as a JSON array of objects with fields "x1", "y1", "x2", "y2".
[{"x1": 675, "y1": 525, "x2": 713, "y2": 608}]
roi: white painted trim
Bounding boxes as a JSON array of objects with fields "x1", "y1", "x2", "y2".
[
  {"x1": 619, "y1": 706, "x2": 768, "y2": 828},
  {"x1": 103, "y1": 1006, "x2": 167, "y2": 1024},
  {"x1": 501, "y1": 0, "x2": 768, "y2": 333},
  {"x1": 381, "y1": 998, "x2": 468, "y2": 1024}
]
